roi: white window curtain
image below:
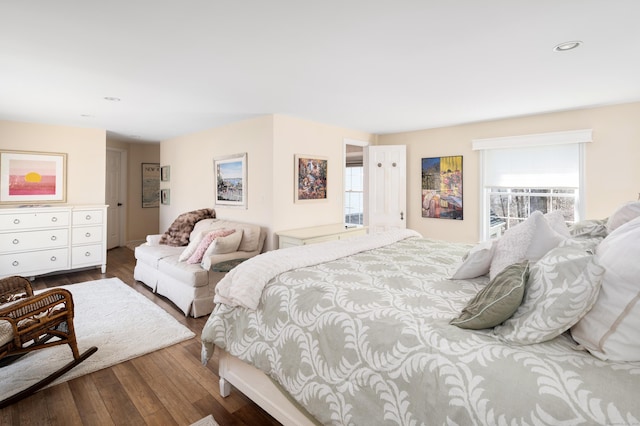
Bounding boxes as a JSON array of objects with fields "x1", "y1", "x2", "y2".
[
  {"x1": 482, "y1": 143, "x2": 580, "y2": 188},
  {"x1": 472, "y1": 129, "x2": 592, "y2": 239}
]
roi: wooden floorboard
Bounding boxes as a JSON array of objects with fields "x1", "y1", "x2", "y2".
[{"x1": 0, "y1": 246, "x2": 282, "y2": 426}]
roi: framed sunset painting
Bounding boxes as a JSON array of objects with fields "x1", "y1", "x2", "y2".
[{"x1": 0, "y1": 150, "x2": 67, "y2": 204}]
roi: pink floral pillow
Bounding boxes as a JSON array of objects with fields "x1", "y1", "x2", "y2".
[{"x1": 186, "y1": 228, "x2": 236, "y2": 264}]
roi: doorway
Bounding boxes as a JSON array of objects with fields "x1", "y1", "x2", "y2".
[
  {"x1": 344, "y1": 139, "x2": 368, "y2": 227},
  {"x1": 105, "y1": 148, "x2": 127, "y2": 249}
]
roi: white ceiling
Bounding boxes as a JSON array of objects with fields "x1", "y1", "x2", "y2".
[{"x1": 2, "y1": 1, "x2": 640, "y2": 143}]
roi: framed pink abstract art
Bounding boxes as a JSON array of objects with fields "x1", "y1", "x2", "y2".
[{"x1": 0, "y1": 150, "x2": 67, "y2": 204}]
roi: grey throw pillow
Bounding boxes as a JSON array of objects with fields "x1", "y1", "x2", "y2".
[{"x1": 450, "y1": 262, "x2": 529, "y2": 330}]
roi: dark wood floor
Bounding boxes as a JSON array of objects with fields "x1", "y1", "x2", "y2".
[{"x1": 0, "y1": 247, "x2": 282, "y2": 426}]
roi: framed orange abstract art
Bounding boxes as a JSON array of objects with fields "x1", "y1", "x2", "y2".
[{"x1": 0, "y1": 150, "x2": 67, "y2": 204}]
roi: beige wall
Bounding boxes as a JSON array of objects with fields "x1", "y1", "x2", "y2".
[
  {"x1": 0, "y1": 120, "x2": 106, "y2": 205},
  {"x1": 378, "y1": 101, "x2": 640, "y2": 243},
  {"x1": 160, "y1": 114, "x2": 374, "y2": 250},
  {"x1": 127, "y1": 142, "x2": 161, "y2": 243},
  {"x1": 271, "y1": 114, "x2": 374, "y2": 233},
  {"x1": 160, "y1": 115, "x2": 275, "y2": 246}
]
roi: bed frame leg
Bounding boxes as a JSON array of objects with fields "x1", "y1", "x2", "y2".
[{"x1": 220, "y1": 377, "x2": 231, "y2": 397}]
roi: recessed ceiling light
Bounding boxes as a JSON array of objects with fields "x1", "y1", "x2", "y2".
[
  {"x1": 553, "y1": 41, "x2": 582, "y2": 52},
  {"x1": 80, "y1": 114, "x2": 93, "y2": 118},
  {"x1": 103, "y1": 96, "x2": 121, "y2": 102}
]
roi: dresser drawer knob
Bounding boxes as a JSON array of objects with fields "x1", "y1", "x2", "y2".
[
  {"x1": 51, "y1": 217, "x2": 58, "y2": 222},
  {"x1": 50, "y1": 256, "x2": 57, "y2": 262},
  {"x1": 85, "y1": 251, "x2": 91, "y2": 257},
  {"x1": 85, "y1": 232, "x2": 91, "y2": 238},
  {"x1": 12, "y1": 261, "x2": 19, "y2": 267},
  {"x1": 12, "y1": 239, "x2": 19, "y2": 245},
  {"x1": 13, "y1": 219, "x2": 20, "y2": 225},
  {"x1": 51, "y1": 235, "x2": 57, "y2": 241},
  {"x1": 85, "y1": 215, "x2": 92, "y2": 220}
]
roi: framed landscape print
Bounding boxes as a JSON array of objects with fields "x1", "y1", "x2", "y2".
[
  {"x1": 214, "y1": 153, "x2": 247, "y2": 208},
  {"x1": 0, "y1": 150, "x2": 67, "y2": 204},
  {"x1": 421, "y1": 155, "x2": 463, "y2": 220},
  {"x1": 295, "y1": 154, "x2": 328, "y2": 202},
  {"x1": 141, "y1": 163, "x2": 160, "y2": 208}
]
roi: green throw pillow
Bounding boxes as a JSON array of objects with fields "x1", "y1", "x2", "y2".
[{"x1": 450, "y1": 262, "x2": 529, "y2": 330}]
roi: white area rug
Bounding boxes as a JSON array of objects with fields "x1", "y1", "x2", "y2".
[
  {"x1": 190, "y1": 414, "x2": 220, "y2": 426},
  {"x1": 0, "y1": 277, "x2": 195, "y2": 401}
]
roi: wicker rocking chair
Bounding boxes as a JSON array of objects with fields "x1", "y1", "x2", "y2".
[{"x1": 0, "y1": 276, "x2": 97, "y2": 408}]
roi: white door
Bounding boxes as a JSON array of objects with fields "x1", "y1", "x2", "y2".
[
  {"x1": 105, "y1": 149, "x2": 122, "y2": 249},
  {"x1": 364, "y1": 145, "x2": 406, "y2": 233}
]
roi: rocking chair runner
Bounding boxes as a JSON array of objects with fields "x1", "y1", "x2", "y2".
[{"x1": 0, "y1": 276, "x2": 97, "y2": 408}]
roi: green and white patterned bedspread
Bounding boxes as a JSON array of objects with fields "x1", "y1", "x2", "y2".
[{"x1": 201, "y1": 235, "x2": 640, "y2": 425}]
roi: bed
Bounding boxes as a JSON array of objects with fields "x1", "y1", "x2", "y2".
[{"x1": 201, "y1": 206, "x2": 640, "y2": 426}]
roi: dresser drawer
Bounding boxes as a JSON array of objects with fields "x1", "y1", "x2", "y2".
[
  {"x1": 71, "y1": 244, "x2": 103, "y2": 268},
  {"x1": 0, "y1": 248, "x2": 69, "y2": 276},
  {"x1": 0, "y1": 211, "x2": 70, "y2": 230},
  {"x1": 71, "y1": 226, "x2": 103, "y2": 245},
  {"x1": 0, "y1": 229, "x2": 69, "y2": 253},
  {"x1": 72, "y1": 210, "x2": 103, "y2": 226}
]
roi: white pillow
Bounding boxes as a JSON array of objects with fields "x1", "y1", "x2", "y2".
[
  {"x1": 606, "y1": 201, "x2": 640, "y2": 233},
  {"x1": 178, "y1": 230, "x2": 207, "y2": 262},
  {"x1": 544, "y1": 210, "x2": 570, "y2": 237},
  {"x1": 490, "y1": 211, "x2": 565, "y2": 280},
  {"x1": 490, "y1": 214, "x2": 537, "y2": 280},
  {"x1": 494, "y1": 245, "x2": 604, "y2": 345},
  {"x1": 451, "y1": 240, "x2": 497, "y2": 279},
  {"x1": 525, "y1": 212, "x2": 567, "y2": 262},
  {"x1": 203, "y1": 229, "x2": 243, "y2": 257},
  {"x1": 571, "y1": 216, "x2": 640, "y2": 361}
]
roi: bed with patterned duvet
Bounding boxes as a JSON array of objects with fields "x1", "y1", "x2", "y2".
[{"x1": 202, "y1": 206, "x2": 640, "y2": 426}]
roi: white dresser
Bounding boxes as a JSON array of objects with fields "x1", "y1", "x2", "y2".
[
  {"x1": 276, "y1": 224, "x2": 368, "y2": 249},
  {"x1": 0, "y1": 205, "x2": 108, "y2": 279}
]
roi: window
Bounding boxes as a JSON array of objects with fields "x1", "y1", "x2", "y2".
[
  {"x1": 344, "y1": 166, "x2": 364, "y2": 225},
  {"x1": 473, "y1": 129, "x2": 592, "y2": 240},
  {"x1": 489, "y1": 187, "x2": 577, "y2": 231}
]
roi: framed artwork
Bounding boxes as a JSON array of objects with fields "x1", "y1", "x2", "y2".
[
  {"x1": 161, "y1": 189, "x2": 170, "y2": 205},
  {"x1": 295, "y1": 154, "x2": 328, "y2": 202},
  {"x1": 141, "y1": 163, "x2": 160, "y2": 208},
  {"x1": 421, "y1": 155, "x2": 463, "y2": 220},
  {"x1": 161, "y1": 165, "x2": 170, "y2": 182},
  {"x1": 214, "y1": 153, "x2": 247, "y2": 208},
  {"x1": 0, "y1": 150, "x2": 67, "y2": 204}
]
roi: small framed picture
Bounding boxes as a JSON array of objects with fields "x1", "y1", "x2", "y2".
[
  {"x1": 214, "y1": 153, "x2": 247, "y2": 209},
  {"x1": 294, "y1": 154, "x2": 328, "y2": 203},
  {"x1": 161, "y1": 188, "x2": 170, "y2": 205},
  {"x1": 161, "y1": 165, "x2": 170, "y2": 182}
]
